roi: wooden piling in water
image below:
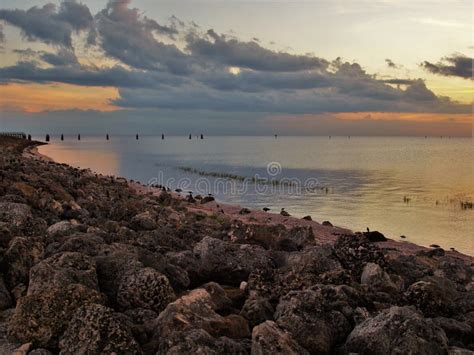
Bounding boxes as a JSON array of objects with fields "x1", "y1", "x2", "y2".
[
  {"x1": 78, "y1": 134, "x2": 81, "y2": 141},
  {"x1": 162, "y1": 134, "x2": 164, "y2": 140},
  {"x1": 136, "y1": 134, "x2": 139, "y2": 140},
  {"x1": 106, "y1": 134, "x2": 109, "y2": 140},
  {"x1": 45, "y1": 134, "x2": 50, "y2": 142},
  {"x1": 61, "y1": 134, "x2": 64, "y2": 141},
  {"x1": 189, "y1": 134, "x2": 192, "y2": 140}
]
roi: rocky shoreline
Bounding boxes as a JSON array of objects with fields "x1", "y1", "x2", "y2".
[{"x1": 0, "y1": 136, "x2": 473, "y2": 354}]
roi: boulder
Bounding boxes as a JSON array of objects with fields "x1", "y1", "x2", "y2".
[
  {"x1": 435, "y1": 256, "x2": 473, "y2": 286},
  {"x1": 251, "y1": 321, "x2": 309, "y2": 355},
  {"x1": 448, "y1": 347, "x2": 474, "y2": 354},
  {"x1": 29, "y1": 349, "x2": 53, "y2": 355},
  {"x1": 202, "y1": 282, "x2": 233, "y2": 313},
  {"x1": 405, "y1": 277, "x2": 457, "y2": 317},
  {"x1": 148, "y1": 288, "x2": 250, "y2": 353},
  {"x1": 240, "y1": 296, "x2": 274, "y2": 328},
  {"x1": 0, "y1": 276, "x2": 12, "y2": 310},
  {"x1": 0, "y1": 202, "x2": 32, "y2": 231},
  {"x1": 3, "y1": 237, "x2": 44, "y2": 288},
  {"x1": 130, "y1": 211, "x2": 157, "y2": 231},
  {"x1": 8, "y1": 284, "x2": 106, "y2": 348},
  {"x1": 361, "y1": 262, "x2": 398, "y2": 293},
  {"x1": 59, "y1": 304, "x2": 142, "y2": 354},
  {"x1": 28, "y1": 252, "x2": 99, "y2": 295},
  {"x1": 94, "y1": 253, "x2": 143, "y2": 305},
  {"x1": 388, "y1": 255, "x2": 434, "y2": 288},
  {"x1": 333, "y1": 234, "x2": 386, "y2": 278},
  {"x1": 54, "y1": 233, "x2": 106, "y2": 256},
  {"x1": 193, "y1": 236, "x2": 273, "y2": 286},
  {"x1": 162, "y1": 328, "x2": 247, "y2": 354},
  {"x1": 275, "y1": 289, "x2": 352, "y2": 354},
  {"x1": 433, "y1": 317, "x2": 473, "y2": 348},
  {"x1": 344, "y1": 306, "x2": 448, "y2": 354},
  {"x1": 116, "y1": 267, "x2": 175, "y2": 313},
  {"x1": 46, "y1": 221, "x2": 83, "y2": 240},
  {"x1": 166, "y1": 250, "x2": 201, "y2": 286}
]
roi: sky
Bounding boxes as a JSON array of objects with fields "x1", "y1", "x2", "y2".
[{"x1": 0, "y1": 0, "x2": 472, "y2": 136}]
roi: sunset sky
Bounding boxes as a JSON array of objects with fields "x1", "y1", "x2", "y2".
[{"x1": 0, "y1": 0, "x2": 472, "y2": 136}]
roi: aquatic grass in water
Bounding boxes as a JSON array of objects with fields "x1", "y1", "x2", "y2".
[
  {"x1": 460, "y1": 201, "x2": 473, "y2": 210},
  {"x1": 177, "y1": 166, "x2": 328, "y2": 191}
]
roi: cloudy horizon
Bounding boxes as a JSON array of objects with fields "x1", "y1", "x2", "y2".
[{"x1": 0, "y1": 0, "x2": 472, "y2": 136}]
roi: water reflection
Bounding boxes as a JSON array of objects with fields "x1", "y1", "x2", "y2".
[{"x1": 38, "y1": 135, "x2": 474, "y2": 255}]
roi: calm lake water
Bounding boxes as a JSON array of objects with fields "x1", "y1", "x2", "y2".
[{"x1": 38, "y1": 136, "x2": 474, "y2": 255}]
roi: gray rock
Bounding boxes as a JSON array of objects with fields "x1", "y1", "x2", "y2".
[
  {"x1": 345, "y1": 306, "x2": 448, "y2": 354},
  {"x1": 59, "y1": 303, "x2": 142, "y2": 355},
  {"x1": 0, "y1": 202, "x2": 32, "y2": 229},
  {"x1": 94, "y1": 253, "x2": 143, "y2": 305},
  {"x1": 8, "y1": 284, "x2": 106, "y2": 348},
  {"x1": 240, "y1": 296, "x2": 274, "y2": 328},
  {"x1": 28, "y1": 349, "x2": 53, "y2": 355},
  {"x1": 148, "y1": 288, "x2": 250, "y2": 353},
  {"x1": 116, "y1": 267, "x2": 175, "y2": 313},
  {"x1": 275, "y1": 289, "x2": 351, "y2": 354},
  {"x1": 405, "y1": 276, "x2": 457, "y2": 317},
  {"x1": 3, "y1": 237, "x2": 44, "y2": 288},
  {"x1": 251, "y1": 321, "x2": 309, "y2": 355},
  {"x1": 130, "y1": 211, "x2": 157, "y2": 231},
  {"x1": 361, "y1": 262, "x2": 398, "y2": 292},
  {"x1": 448, "y1": 347, "x2": 474, "y2": 355},
  {"x1": 28, "y1": 252, "x2": 99, "y2": 295},
  {"x1": 193, "y1": 236, "x2": 273, "y2": 286},
  {"x1": 46, "y1": 221, "x2": 83, "y2": 239},
  {"x1": 0, "y1": 276, "x2": 12, "y2": 310}
]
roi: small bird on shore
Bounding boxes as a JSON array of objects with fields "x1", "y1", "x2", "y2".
[
  {"x1": 175, "y1": 188, "x2": 182, "y2": 193},
  {"x1": 366, "y1": 227, "x2": 370, "y2": 232},
  {"x1": 263, "y1": 207, "x2": 270, "y2": 212},
  {"x1": 280, "y1": 208, "x2": 290, "y2": 217}
]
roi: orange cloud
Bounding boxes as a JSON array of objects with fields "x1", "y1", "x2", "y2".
[
  {"x1": 333, "y1": 112, "x2": 474, "y2": 123},
  {"x1": 266, "y1": 112, "x2": 474, "y2": 137},
  {"x1": 0, "y1": 83, "x2": 119, "y2": 113}
]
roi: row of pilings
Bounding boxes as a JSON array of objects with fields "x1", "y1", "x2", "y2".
[{"x1": 42, "y1": 134, "x2": 205, "y2": 142}]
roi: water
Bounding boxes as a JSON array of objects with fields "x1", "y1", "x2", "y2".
[{"x1": 38, "y1": 135, "x2": 474, "y2": 255}]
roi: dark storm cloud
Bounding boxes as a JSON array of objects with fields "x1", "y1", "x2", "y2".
[
  {"x1": 0, "y1": 61, "x2": 185, "y2": 88},
  {"x1": 383, "y1": 79, "x2": 416, "y2": 85},
  {"x1": 94, "y1": 0, "x2": 187, "y2": 73},
  {"x1": 0, "y1": 1, "x2": 93, "y2": 47},
  {"x1": 14, "y1": 47, "x2": 78, "y2": 66},
  {"x1": 40, "y1": 48, "x2": 79, "y2": 66},
  {"x1": 113, "y1": 78, "x2": 470, "y2": 115},
  {"x1": 186, "y1": 29, "x2": 328, "y2": 72},
  {"x1": 0, "y1": 0, "x2": 469, "y2": 116},
  {"x1": 421, "y1": 54, "x2": 473, "y2": 79}
]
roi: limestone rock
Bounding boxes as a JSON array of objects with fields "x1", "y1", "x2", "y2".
[
  {"x1": 28, "y1": 252, "x2": 98, "y2": 295},
  {"x1": 345, "y1": 306, "x2": 448, "y2": 354},
  {"x1": 59, "y1": 303, "x2": 141, "y2": 354},
  {"x1": 117, "y1": 267, "x2": 175, "y2": 313},
  {"x1": 251, "y1": 321, "x2": 309, "y2": 355},
  {"x1": 8, "y1": 284, "x2": 106, "y2": 348}
]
